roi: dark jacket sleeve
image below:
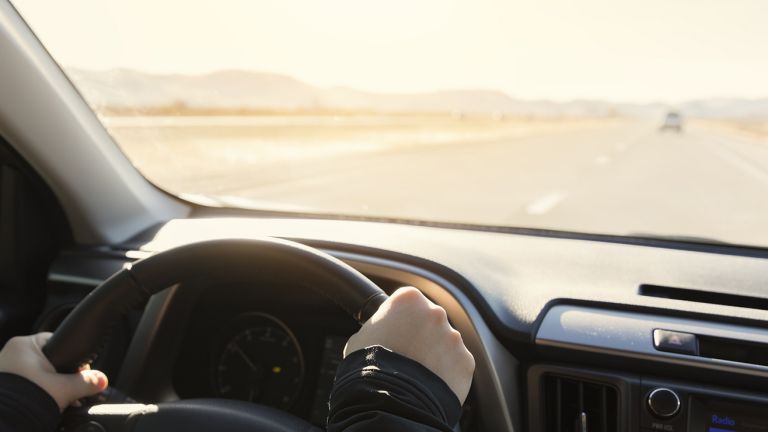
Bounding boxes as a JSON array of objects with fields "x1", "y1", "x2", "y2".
[
  {"x1": 0, "y1": 372, "x2": 60, "y2": 432},
  {"x1": 327, "y1": 346, "x2": 461, "y2": 432}
]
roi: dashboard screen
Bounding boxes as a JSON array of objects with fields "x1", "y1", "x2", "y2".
[
  {"x1": 309, "y1": 335, "x2": 348, "y2": 425},
  {"x1": 690, "y1": 397, "x2": 768, "y2": 432}
]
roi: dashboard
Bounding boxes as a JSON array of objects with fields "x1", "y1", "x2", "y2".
[
  {"x1": 170, "y1": 281, "x2": 371, "y2": 425},
  {"x1": 39, "y1": 215, "x2": 768, "y2": 432}
]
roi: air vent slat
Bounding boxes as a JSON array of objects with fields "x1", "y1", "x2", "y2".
[
  {"x1": 543, "y1": 374, "x2": 619, "y2": 432},
  {"x1": 555, "y1": 378, "x2": 562, "y2": 431},
  {"x1": 601, "y1": 387, "x2": 608, "y2": 432},
  {"x1": 639, "y1": 284, "x2": 768, "y2": 311},
  {"x1": 578, "y1": 381, "x2": 584, "y2": 412}
]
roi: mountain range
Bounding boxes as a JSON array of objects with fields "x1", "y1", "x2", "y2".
[{"x1": 67, "y1": 68, "x2": 768, "y2": 119}]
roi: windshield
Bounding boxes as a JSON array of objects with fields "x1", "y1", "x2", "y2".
[{"x1": 12, "y1": 0, "x2": 768, "y2": 247}]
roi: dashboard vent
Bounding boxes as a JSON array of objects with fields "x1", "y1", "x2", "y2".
[
  {"x1": 543, "y1": 374, "x2": 619, "y2": 432},
  {"x1": 639, "y1": 284, "x2": 768, "y2": 311}
]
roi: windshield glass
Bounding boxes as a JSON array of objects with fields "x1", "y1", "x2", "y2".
[{"x1": 12, "y1": 0, "x2": 768, "y2": 247}]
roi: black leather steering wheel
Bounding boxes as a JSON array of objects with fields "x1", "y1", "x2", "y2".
[{"x1": 42, "y1": 238, "x2": 389, "y2": 431}]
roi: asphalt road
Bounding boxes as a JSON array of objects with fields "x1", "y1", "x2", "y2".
[{"x1": 152, "y1": 119, "x2": 768, "y2": 248}]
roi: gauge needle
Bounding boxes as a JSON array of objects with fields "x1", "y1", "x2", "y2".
[{"x1": 233, "y1": 344, "x2": 258, "y2": 372}]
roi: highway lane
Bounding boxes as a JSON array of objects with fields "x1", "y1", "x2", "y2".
[
  {"x1": 142, "y1": 119, "x2": 768, "y2": 247},
  {"x1": 527, "y1": 122, "x2": 768, "y2": 246}
]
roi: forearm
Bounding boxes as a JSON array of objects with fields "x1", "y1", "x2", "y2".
[
  {"x1": 0, "y1": 372, "x2": 60, "y2": 432},
  {"x1": 327, "y1": 346, "x2": 461, "y2": 432}
]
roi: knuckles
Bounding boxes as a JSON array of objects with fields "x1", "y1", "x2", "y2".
[
  {"x1": 428, "y1": 305, "x2": 449, "y2": 323},
  {"x1": 371, "y1": 286, "x2": 475, "y2": 374},
  {"x1": 390, "y1": 287, "x2": 450, "y2": 324},
  {"x1": 447, "y1": 328, "x2": 463, "y2": 345},
  {"x1": 389, "y1": 286, "x2": 427, "y2": 308},
  {"x1": 5, "y1": 336, "x2": 25, "y2": 350},
  {"x1": 463, "y1": 349, "x2": 476, "y2": 372}
]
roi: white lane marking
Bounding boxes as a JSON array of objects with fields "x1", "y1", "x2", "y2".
[
  {"x1": 614, "y1": 131, "x2": 648, "y2": 152},
  {"x1": 526, "y1": 192, "x2": 566, "y2": 215},
  {"x1": 707, "y1": 141, "x2": 768, "y2": 184},
  {"x1": 594, "y1": 155, "x2": 611, "y2": 165}
]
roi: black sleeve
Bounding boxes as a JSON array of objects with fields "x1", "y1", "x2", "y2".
[
  {"x1": 327, "y1": 346, "x2": 462, "y2": 432},
  {"x1": 0, "y1": 372, "x2": 60, "y2": 432}
]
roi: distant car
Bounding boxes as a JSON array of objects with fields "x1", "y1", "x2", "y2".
[{"x1": 660, "y1": 111, "x2": 683, "y2": 132}]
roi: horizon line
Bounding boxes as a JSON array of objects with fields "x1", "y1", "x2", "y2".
[{"x1": 65, "y1": 66, "x2": 768, "y2": 107}]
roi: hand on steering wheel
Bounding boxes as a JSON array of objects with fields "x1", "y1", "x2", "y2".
[
  {"x1": 0, "y1": 332, "x2": 108, "y2": 411},
  {"x1": 345, "y1": 287, "x2": 475, "y2": 404},
  {"x1": 38, "y1": 238, "x2": 389, "y2": 432},
  {"x1": 2, "y1": 239, "x2": 472, "y2": 432}
]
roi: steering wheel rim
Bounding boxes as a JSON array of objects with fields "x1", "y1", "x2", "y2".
[{"x1": 43, "y1": 238, "x2": 389, "y2": 431}]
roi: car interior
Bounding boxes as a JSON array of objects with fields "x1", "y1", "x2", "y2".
[{"x1": 2, "y1": 1, "x2": 768, "y2": 432}]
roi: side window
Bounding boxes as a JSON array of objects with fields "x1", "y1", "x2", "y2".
[{"x1": 0, "y1": 136, "x2": 71, "y2": 343}]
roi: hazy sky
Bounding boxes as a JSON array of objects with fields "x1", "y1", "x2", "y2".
[{"x1": 12, "y1": 0, "x2": 768, "y2": 103}]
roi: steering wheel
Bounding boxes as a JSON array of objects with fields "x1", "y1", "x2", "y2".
[{"x1": 42, "y1": 238, "x2": 389, "y2": 431}]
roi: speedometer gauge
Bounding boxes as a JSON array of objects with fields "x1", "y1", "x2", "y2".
[{"x1": 212, "y1": 313, "x2": 304, "y2": 409}]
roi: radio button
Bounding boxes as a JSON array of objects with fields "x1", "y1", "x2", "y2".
[{"x1": 647, "y1": 388, "x2": 681, "y2": 419}]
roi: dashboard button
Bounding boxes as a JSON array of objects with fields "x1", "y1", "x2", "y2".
[
  {"x1": 653, "y1": 329, "x2": 699, "y2": 355},
  {"x1": 647, "y1": 388, "x2": 681, "y2": 419}
]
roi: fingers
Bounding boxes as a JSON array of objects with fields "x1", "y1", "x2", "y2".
[
  {"x1": 32, "y1": 332, "x2": 53, "y2": 350},
  {"x1": 389, "y1": 287, "x2": 475, "y2": 403},
  {"x1": 345, "y1": 286, "x2": 475, "y2": 404},
  {"x1": 0, "y1": 332, "x2": 109, "y2": 411},
  {"x1": 32, "y1": 333, "x2": 54, "y2": 368},
  {"x1": 55, "y1": 369, "x2": 108, "y2": 408}
]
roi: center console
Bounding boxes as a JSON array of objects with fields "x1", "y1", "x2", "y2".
[
  {"x1": 642, "y1": 379, "x2": 768, "y2": 432},
  {"x1": 528, "y1": 365, "x2": 768, "y2": 432},
  {"x1": 530, "y1": 305, "x2": 768, "y2": 432}
]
